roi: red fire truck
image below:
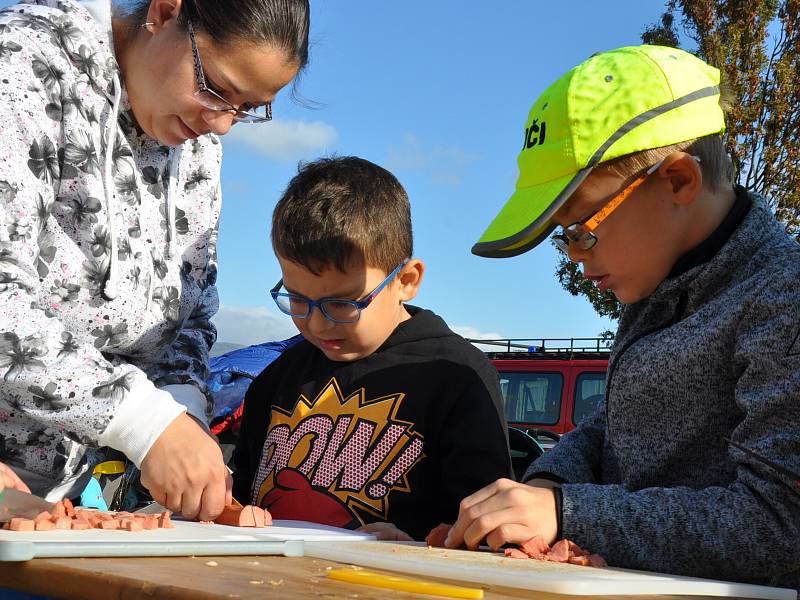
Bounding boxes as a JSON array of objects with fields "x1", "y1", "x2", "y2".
[{"x1": 468, "y1": 338, "x2": 611, "y2": 480}]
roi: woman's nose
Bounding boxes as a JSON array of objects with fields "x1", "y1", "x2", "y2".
[{"x1": 201, "y1": 109, "x2": 237, "y2": 136}]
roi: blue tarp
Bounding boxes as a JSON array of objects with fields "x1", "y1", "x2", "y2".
[{"x1": 208, "y1": 335, "x2": 303, "y2": 423}]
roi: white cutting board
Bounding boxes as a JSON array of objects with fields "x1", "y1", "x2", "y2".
[
  {"x1": 0, "y1": 519, "x2": 373, "y2": 561},
  {"x1": 305, "y1": 541, "x2": 797, "y2": 600}
]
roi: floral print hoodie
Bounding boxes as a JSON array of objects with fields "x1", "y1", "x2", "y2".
[{"x1": 0, "y1": 0, "x2": 223, "y2": 499}]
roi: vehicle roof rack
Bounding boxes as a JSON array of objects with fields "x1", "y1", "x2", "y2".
[{"x1": 465, "y1": 337, "x2": 612, "y2": 360}]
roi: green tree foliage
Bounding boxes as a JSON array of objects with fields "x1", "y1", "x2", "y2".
[{"x1": 557, "y1": 0, "x2": 800, "y2": 322}]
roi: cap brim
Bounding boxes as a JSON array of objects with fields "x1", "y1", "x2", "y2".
[{"x1": 472, "y1": 167, "x2": 592, "y2": 258}]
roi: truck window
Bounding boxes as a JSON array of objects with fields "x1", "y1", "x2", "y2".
[
  {"x1": 573, "y1": 372, "x2": 606, "y2": 425},
  {"x1": 498, "y1": 372, "x2": 563, "y2": 426}
]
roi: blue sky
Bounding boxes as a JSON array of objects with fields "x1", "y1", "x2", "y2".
[
  {"x1": 2, "y1": 0, "x2": 669, "y2": 346},
  {"x1": 216, "y1": 0, "x2": 668, "y2": 346}
]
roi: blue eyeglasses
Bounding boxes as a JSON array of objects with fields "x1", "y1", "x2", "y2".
[{"x1": 270, "y1": 261, "x2": 408, "y2": 324}]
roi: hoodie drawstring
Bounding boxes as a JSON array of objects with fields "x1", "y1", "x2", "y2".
[
  {"x1": 102, "y1": 73, "x2": 122, "y2": 301},
  {"x1": 165, "y1": 146, "x2": 182, "y2": 260},
  {"x1": 100, "y1": 76, "x2": 182, "y2": 301},
  {"x1": 145, "y1": 257, "x2": 155, "y2": 312},
  {"x1": 147, "y1": 147, "x2": 182, "y2": 309}
]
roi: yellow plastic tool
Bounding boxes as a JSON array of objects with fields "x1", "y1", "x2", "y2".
[
  {"x1": 327, "y1": 568, "x2": 484, "y2": 599},
  {"x1": 92, "y1": 461, "x2": 126, "y2": 476},
  {"x1": 225, "y1": 466, "x2": 244, "y2": 508}
]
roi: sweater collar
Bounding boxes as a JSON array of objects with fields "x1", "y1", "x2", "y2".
[{"x1": 633, "y1": 188, "x2": 782, "y2": 310}]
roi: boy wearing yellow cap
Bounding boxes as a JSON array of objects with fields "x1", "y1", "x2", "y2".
[{"x1": 448, "y1": 45, "x2": 800, "y2": 589}]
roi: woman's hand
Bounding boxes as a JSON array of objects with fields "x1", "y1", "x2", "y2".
[
  {"x1": 140, "y1": 413, "x2": 232, "y2": 521},
  {"x1": 0, "y1": 462, "x2": 31, "y2": 494},
  {"x1": 357, "y1": 521, "x2": 414, "y2": 541},
  {"x1": 445, "y1": 478, "x2": 558, "y2": 550}
]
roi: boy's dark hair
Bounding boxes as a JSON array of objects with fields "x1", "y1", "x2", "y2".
[{"x1": 272, "y1": 157, "x2": 413, "y2": 275}]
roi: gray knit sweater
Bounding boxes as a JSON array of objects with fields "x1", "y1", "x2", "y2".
[{"x1": 526, "y1": 190, "x2": 800, "y2": 590}]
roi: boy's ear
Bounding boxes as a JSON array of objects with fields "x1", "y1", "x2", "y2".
[
  {"x1": 397, "y1": 259, "x2": 425, "y2": 302},
  {"x1": 657, "y1": 151, "x2": 703, "y2": 206}
]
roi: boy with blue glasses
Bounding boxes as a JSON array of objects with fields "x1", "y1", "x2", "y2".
[
  {"x1": 448, "y1": 45, "x2": 800, "y2": 589},
  {"x1": 232, "y1": 156, "x2": 512, "y2": 540}
]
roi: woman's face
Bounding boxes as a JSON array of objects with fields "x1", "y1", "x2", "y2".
[{"x1": 120, "y1": 16, "x2": 299, "y2": 146}]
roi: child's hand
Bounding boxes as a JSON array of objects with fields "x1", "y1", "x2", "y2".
[
  {"x1": 357, "y1": 521, "x2": 414, "y2": 541},
  {"x1": 0, "y1": 461, "x2": 31, "y2": 494},
  {"x1": 444, "y1": 478, "x2": 557, "y2": 551}
]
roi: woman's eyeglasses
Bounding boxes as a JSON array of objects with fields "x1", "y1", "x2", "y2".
[{"x1": 186, "y1": 18, "x2": 272, "y2": 123}]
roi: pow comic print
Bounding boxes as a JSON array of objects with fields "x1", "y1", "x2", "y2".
[{"x1": 252, "y1": 378, "x2": 425, "y2": 528}]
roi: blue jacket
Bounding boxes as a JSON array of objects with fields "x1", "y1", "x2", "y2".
[{"x1": 208, "y1": 336, "x2": 302, "y2": 423}]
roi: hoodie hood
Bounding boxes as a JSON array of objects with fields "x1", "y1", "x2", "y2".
[
  {"x1": 378, "y1": 305, "x2": 462, "y2": 351},
  {"x1": 5, "y1": 0, "x2": 123, "y2": 101},
  {"x1": 2, "y1": 0, "x2": 190, "y2": 299},
  {"x1": 2, "y1": 0, "x2": 132, "y2": 299}
]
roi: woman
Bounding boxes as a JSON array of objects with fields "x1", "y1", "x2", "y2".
[{"x1": 0, "y1": 0, "x2": 308, "y2": 520}]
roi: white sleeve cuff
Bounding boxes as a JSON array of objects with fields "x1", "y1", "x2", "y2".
[
  {"x1": 97, "y1": 380, "x2": 187, "y2": 468},
  {"x1": 160, "y1": 384, "x2": 211, "y2": 431}
]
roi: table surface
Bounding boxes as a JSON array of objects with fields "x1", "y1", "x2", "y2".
[{"x1": 0, "y1": 554, "x2": 707, "y2": 600}]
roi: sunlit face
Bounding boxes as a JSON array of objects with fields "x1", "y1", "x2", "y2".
[
  {"x1": 118, "y1": 16, "x2": 298, "y2": 146},
  {"x1": 276, "y1": 256, "x2": 419, "y2": 362},
  {"x1": 552, "y1": 168, "x2": 690, "y2": 304}
]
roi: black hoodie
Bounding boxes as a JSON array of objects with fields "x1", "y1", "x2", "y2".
[{"x1": 232, "y1": 306, "x2": 512, "y2": 540}]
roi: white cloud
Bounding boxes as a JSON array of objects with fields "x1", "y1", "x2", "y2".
[
  {"x1": 386, "y1": 133, "x2": 430, "y2": 170},
  {"x1": 386, "y1": 133, "x2": 482, "y2": 188},
  {"x1": 212, "y1": 307, "x2": 507, "y2": 353},
  {"x1": 223, "y1": 119, "x2": 338, "y2": 161},
  {"x1": 451, "y1": 325, "x2": 509, "y2": 352},
  {"x1": 226, "y1": 180, "x2": 250, "y2": 195},
  {"x1": 212, "y1": 304, "x2": 298, "y2": 346}
]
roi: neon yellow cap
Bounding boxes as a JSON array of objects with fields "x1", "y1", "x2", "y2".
[{"x1": 472, "y1": 45, "x2": 726, "y2": 258}]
